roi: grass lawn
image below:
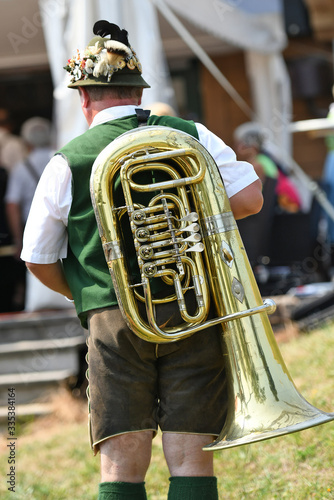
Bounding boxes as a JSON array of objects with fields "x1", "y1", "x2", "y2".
[{"x1": 1, "y1": 323, "x2": 334, "y2": 499}]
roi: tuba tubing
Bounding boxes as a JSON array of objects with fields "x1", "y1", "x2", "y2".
[{"x1": 90, "y1": 126, "x2": 334, "y2": 449}]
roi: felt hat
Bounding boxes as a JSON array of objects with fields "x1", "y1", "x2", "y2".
[{"x1": 64, "y1": 20, "x2": 150, "y2": 89}]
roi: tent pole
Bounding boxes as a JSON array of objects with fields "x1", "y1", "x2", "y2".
[{"x1": 151, "y1": 0, "x2": 253, "y2": 119}]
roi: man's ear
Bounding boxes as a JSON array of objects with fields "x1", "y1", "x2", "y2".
[
  {"x1": 138, "y1": 88, "x2": 143, "y2": 105},
  {"x1": 78, "y1": 87, "x2": 90, "y2": 109}
]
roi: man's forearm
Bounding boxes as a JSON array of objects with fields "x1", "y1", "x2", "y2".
[{"x1": 25, "y1": 260, "x2": 73, "y2": 300}]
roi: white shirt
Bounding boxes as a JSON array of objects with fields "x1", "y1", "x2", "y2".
[{"x1": 21, "y1": 105, "x2": 258, "y2": 264}]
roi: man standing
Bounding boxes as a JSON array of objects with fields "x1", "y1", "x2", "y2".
[{"x1": 21, "y1": 20, "x2": 263, "y2": 500}]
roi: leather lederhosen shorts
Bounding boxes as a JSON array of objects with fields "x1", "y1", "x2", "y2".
[{"x1": 87, "y1": 301, "x2": 228, "y2": 453}]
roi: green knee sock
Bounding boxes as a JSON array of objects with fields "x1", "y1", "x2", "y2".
[
  {"x1": 98, "y1": 481, "x2": 147, "y2": 499},
  {"x1": 168, "y1": 476, "x2": 219, "y2": 500}
]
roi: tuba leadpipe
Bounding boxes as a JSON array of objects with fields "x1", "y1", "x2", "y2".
[{"x1": 90, "y1": 125, "x2": 334, "y2": 449}]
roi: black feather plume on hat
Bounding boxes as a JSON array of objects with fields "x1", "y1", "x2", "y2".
[{"x1": 93, "y1": 20, "x2": 130, "y2": 47}]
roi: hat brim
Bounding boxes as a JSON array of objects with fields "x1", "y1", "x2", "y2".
[{"x1": 68, "y1": 66, "x2": 150, "y2": 89}]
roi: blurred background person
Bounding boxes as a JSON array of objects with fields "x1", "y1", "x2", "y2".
[
  {"x1": 321, "y1": 86, "x2": 334, "y2": 259},
  {"x1": 0, "y1": 109, "x2": 27, "y2": 312},
  {"x1": 5, "y1": 117, "x2": 53, "y2": 310},
  {"x1": 234, "y1": 122, "x2": 301, "y2": 270},
  {"x1": 0, "y1": 108, "x2": 27, "y2": 173},
  {"x1": 234, "y1": 122, "x2": 279, "y2": 184},
  {"x1": 6, "y1": 117, "x2": 53, "y2": 259},
  {"x1": 0, "y1": 161, "x2": 16, "y2": 312},
  {"x1": 234, "y1": 122, "x2": 301, "y2": 213}
]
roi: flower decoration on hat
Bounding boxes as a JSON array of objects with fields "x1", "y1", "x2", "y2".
[{"x1": 64, "y1": 20, "x2": 143, "y2": 84}]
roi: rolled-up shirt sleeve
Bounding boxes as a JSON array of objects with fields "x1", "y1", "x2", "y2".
[
  {"x1": 195, "y1": 123, "x2": 259, "y2": 198},
  {"x1": 21, "y1": 155, "x2": 71, "y2": 264}
]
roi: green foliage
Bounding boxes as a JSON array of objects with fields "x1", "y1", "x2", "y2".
[{"x1": 1, "y1": 324, "x2": 334, "y2": 499}]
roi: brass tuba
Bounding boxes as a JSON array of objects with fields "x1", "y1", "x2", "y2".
[{"x1": 90, "y1": 125, "x2": 334, "y2": 450}]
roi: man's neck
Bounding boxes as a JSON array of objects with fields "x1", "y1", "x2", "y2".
[{"x1": 87, "y1": 98, "x2": 140, "y2": 126}]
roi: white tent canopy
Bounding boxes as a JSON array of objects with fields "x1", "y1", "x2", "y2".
[{"x1": 162, "y1": 0, "x2": 287, "y2": 54}]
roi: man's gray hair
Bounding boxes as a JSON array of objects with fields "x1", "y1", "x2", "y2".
[
  {"x1": 84, "y1": 85, "x2": 143, "y2": 102},
  {"x1": 234, "y1": 122, "x2": 267, "y2": 149},
  {"x1": 21, "y1": 117, "x2": 52, "y2": 148}
]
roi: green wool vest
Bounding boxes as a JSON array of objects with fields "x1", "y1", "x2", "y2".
[{"x1": 60, "y1": 113, "x2": 199, "y2": 328}]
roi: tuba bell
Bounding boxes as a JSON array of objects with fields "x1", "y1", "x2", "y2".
[{"x1": 90, "y1": 125, "x2": 334, "y2": 450}]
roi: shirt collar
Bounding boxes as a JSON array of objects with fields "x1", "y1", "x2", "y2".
[{"x1": 90, "y1": 105, "x2": 139, "y2": 129}]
